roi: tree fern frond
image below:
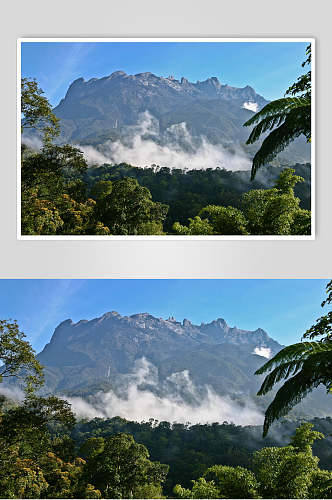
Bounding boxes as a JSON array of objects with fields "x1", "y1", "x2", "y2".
[
  {"x1": 250, "y1": 107, "x2": 309, "y2": 180},
  {"x1": 244, "y1": 97, "x2": 310, "y2": 128},
  {"x1": 255, "y1": 341, "x2": 325, "y2": 376},
  {"x1": 257, "y1": 359, "x2": 305, "y2": 396},
  {"x1": 262, "y1": 362, "x2": 328, "y2": 436},
  {"x1": 246, "y1": 113, "x2": 287, "y2": 144}
]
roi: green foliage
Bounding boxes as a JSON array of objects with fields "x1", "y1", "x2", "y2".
[
  {"x1": 173, "y1": 205, "x2": 249, "y2": 236},
  {"x1": 0, "y1": 445, "x2": 49, "y2": 499},
  {"x1": 0, "y1": 319, "x2": 44, "y2": 395},
  {"x1": 173, "y1": 216, "x2": 214, "y2": 235},
  {"x1": 253, "y1": 424, "x2": 323, "y2": 499},
  {"x1": 244, "y1": 44, "x2": 311, "y2": 179},
  {"x1": 174, "y1": 478, "x2": 220, "y2": 498},
  {"x1": 174, "y1": 423, "x2": 331, "y2": 499},
  {"x1": 199, "y1": 205, "x2": 248, "y2": 235},
  {"x1": 242, "y1": 168, "x2": 309, "y2": 235},
  {"x1": 83, "y1": 433, "x2": 169, "y2": 498},
  {"x1": 133, "y1": 482, "x2": 166, "y2": 498},
  {"x1": 174, "y1": 169, "x2": 310, "y2": 236},
  {"x1": 21, "y1": 145, "x2": 111, "y2": 236},
  {"x1": 79, "y1": 437, "x2": 105, "y2": 461},
  {"x1": 21, "y1": 78, "x2": 60, "y2": 143},
  {"x1": 67, "y1": 414, "x2": 332, "y2": 498},
  {"x1": 256, "y1": 281, "x2": 332, "y2": 436},
  {"x1": 204, "y1": 465, "x2": 259, "y2": 498},
  {"x1": 90, "y1": 180, "x2": 113, "y2": 201},
  {"x1": 97, "y1": 177, "x2": 168, "y2": 235},
  {"x1": 86, "y1": 163, "x2": 311, "y2": 234}
]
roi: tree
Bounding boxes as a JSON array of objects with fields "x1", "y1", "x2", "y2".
[
  {"x1": 242, "y1": 168, "x2": 310, "y2": 235},
  {"x1": 255, "y1": 280, "x2": 332, "y2": 436},
  {"x1": 0, "y1": 395, "x2": 76, "y2": 463},
  {"x1": 0, "y1": 319, "x2": 44, "y2": 395},
  {"x1": 173, "y1": 478, "x2": 220, "y2": 499},
  {"x1": 0, "y1": 319, "x2": 87, "y2": 499},
  {"x1": 21, "y1": 145, "x2": 110, "y2": 235},
  {"x1": 173, "y1": 169, "x2": 310, "y2": 236},
  {"x1": 204, "y1": 465, "x2": 259, "y2": 498},
  {"x1": 244, "y1": 44, "x2": 311, "y2": 179},
  {"x1": 173, "y1": 206, "x2": 248, "y2": 236},
  {"x1": 0, "y1": 445, "x2": 48, "y2": 499},
  {"x1": 83, "y1": 433, "x2": 169, "y2": 498},
  {"x1": 253, "y1": 424, "x2": 326, "y2": 499},
  {"x1": 173, "y1": 216, "x2": 214, "y2": 235},
  {"x1": 199, "y1": 206, "x2": 248, "y2": 235},
  {"x1": 173, "y1": 424, "x2": 332, "y2": 499},
  {"x1": 100, "y1": 177, "x2": 168, "y2": 235},
  {"x1": 21, "y1": 78, "x2": 60, "y2": 143},
  {"x1": 40, "y1": 452, "x2": 101, "y2": 499},
  {"x1": 79, "y1": 437, "x2": 105, "y2": 461},
  {"x1": 22, "y1": 144, "x2": 88, "y2": 188}
]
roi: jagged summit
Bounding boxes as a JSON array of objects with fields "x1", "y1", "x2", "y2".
[
  {"x1": 52, "y1": 309, "x2": 270, "y2": 337},
  {"x1": 35, "y1": 309, "x2": 283, "y2": 398}
]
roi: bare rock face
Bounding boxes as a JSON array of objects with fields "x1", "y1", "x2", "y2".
[{"x1": 37, "y1": 311, "x2": 282, "y2": 396}]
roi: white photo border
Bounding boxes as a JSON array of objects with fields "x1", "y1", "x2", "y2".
[{"x1": 17, "y1": 37, "x2": 316, "y2": 241}]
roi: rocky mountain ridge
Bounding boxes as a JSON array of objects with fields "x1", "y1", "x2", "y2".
[
  {"x1": 49, "y1": 70, "x2": 310, "y2": 166},
  {"x1": 37, "y1": 311, "x2": 282, "y2": 396}
]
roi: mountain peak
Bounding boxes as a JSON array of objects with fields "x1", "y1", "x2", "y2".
[
  {"x1": 101, "y1": 311, "x2": 121, "y2": 319},
  {"x1": 108, "y1": 70, "x2": 127, "y2": 78},
  {"x1": 135, "y1": 71, "x2": 156, "y2": 78},
  {"x1": 167, "y1": 316, "x2": 177, "y2": 323}
]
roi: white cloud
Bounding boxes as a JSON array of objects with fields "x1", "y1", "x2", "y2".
[
  {"x1": 253, "y1": 346, "x2": 271, "y2": 358},
  {"x1": 21, "y1": 135, "x2": 43, "y2": 151},
  {"x1": 0, "y1": 385, "x2": 25, "y2": 402},
  {"x1": 242, "y1": 101, "x2": 258, "y2": 112},
  {"x1": 78, "y1": 111, "x2": 252, "y2": 171},
  {"x1": 67, "y1": 357, "x2": 263, "y2": 426}
]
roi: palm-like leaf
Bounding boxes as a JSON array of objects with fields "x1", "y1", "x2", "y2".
[
  {"x1": 256, "y1": 340, "x2": 332, "y2": 436},
  {"x1": 244, "y1": 97, "x2": 311, "y2": 180}
]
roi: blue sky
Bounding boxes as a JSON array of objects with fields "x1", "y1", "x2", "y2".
[
  {"x1": 0, "y1": 279, "x2": 328, "y2": 353},
  {"x1": 21, "y1": 41, "x2": 309, "y2": 107}
]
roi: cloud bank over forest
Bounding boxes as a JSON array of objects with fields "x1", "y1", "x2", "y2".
[{"x1": 67, "y1": 358, "x2": 263, "y2": 425}]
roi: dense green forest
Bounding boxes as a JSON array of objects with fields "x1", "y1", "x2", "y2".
[
  {"x1": 21, "y1": 143, "x2": 311, "y2": 236},
  {"x1": 2, "y1": 387, "x2": 332, "y2": 499},
  {"x1": 69, "y1": 415, "x2": 332, "y2": 497},
  {"x1": 85, "y1": 162, "x2": 311, "y2": 233}
]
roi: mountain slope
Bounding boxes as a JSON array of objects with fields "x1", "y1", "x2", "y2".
[
  {"x1": 30, "y1": 311, "x2": 331, "y2": 422},
  {"x1": 51, "y1": 71, "x2": 310, "y2": 165},
  {"x1": 37, "y1": 311, "x2": 281, "y2": 395}
]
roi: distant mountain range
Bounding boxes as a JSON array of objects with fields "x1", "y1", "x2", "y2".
[
  {"x1": 50, "y1": 71, "x2": 310, "y2": 166},
  {"x1": 36, "y1": 311, "x2": 280, "y2": 396},
  {"x1": 32, "y1": 311, "x2": 330, "y2": 421},
  {"x1": 37, "y1": 311, "x2": 282, "y2": 394}
]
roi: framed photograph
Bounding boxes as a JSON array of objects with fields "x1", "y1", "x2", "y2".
[
  {"x1": 18, "y1": 38, "x2": 315, "y2": 240},
  {"x1": 1, "y1": 278, "x2": 331, "y2": 499}
]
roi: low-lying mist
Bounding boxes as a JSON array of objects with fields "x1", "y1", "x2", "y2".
[
  {"x1": 66, "y1": 358, "x2": 263, "y2": 425},
  {"x1": 79, "y1": 112, "x2": 252, "y2": 171}
]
